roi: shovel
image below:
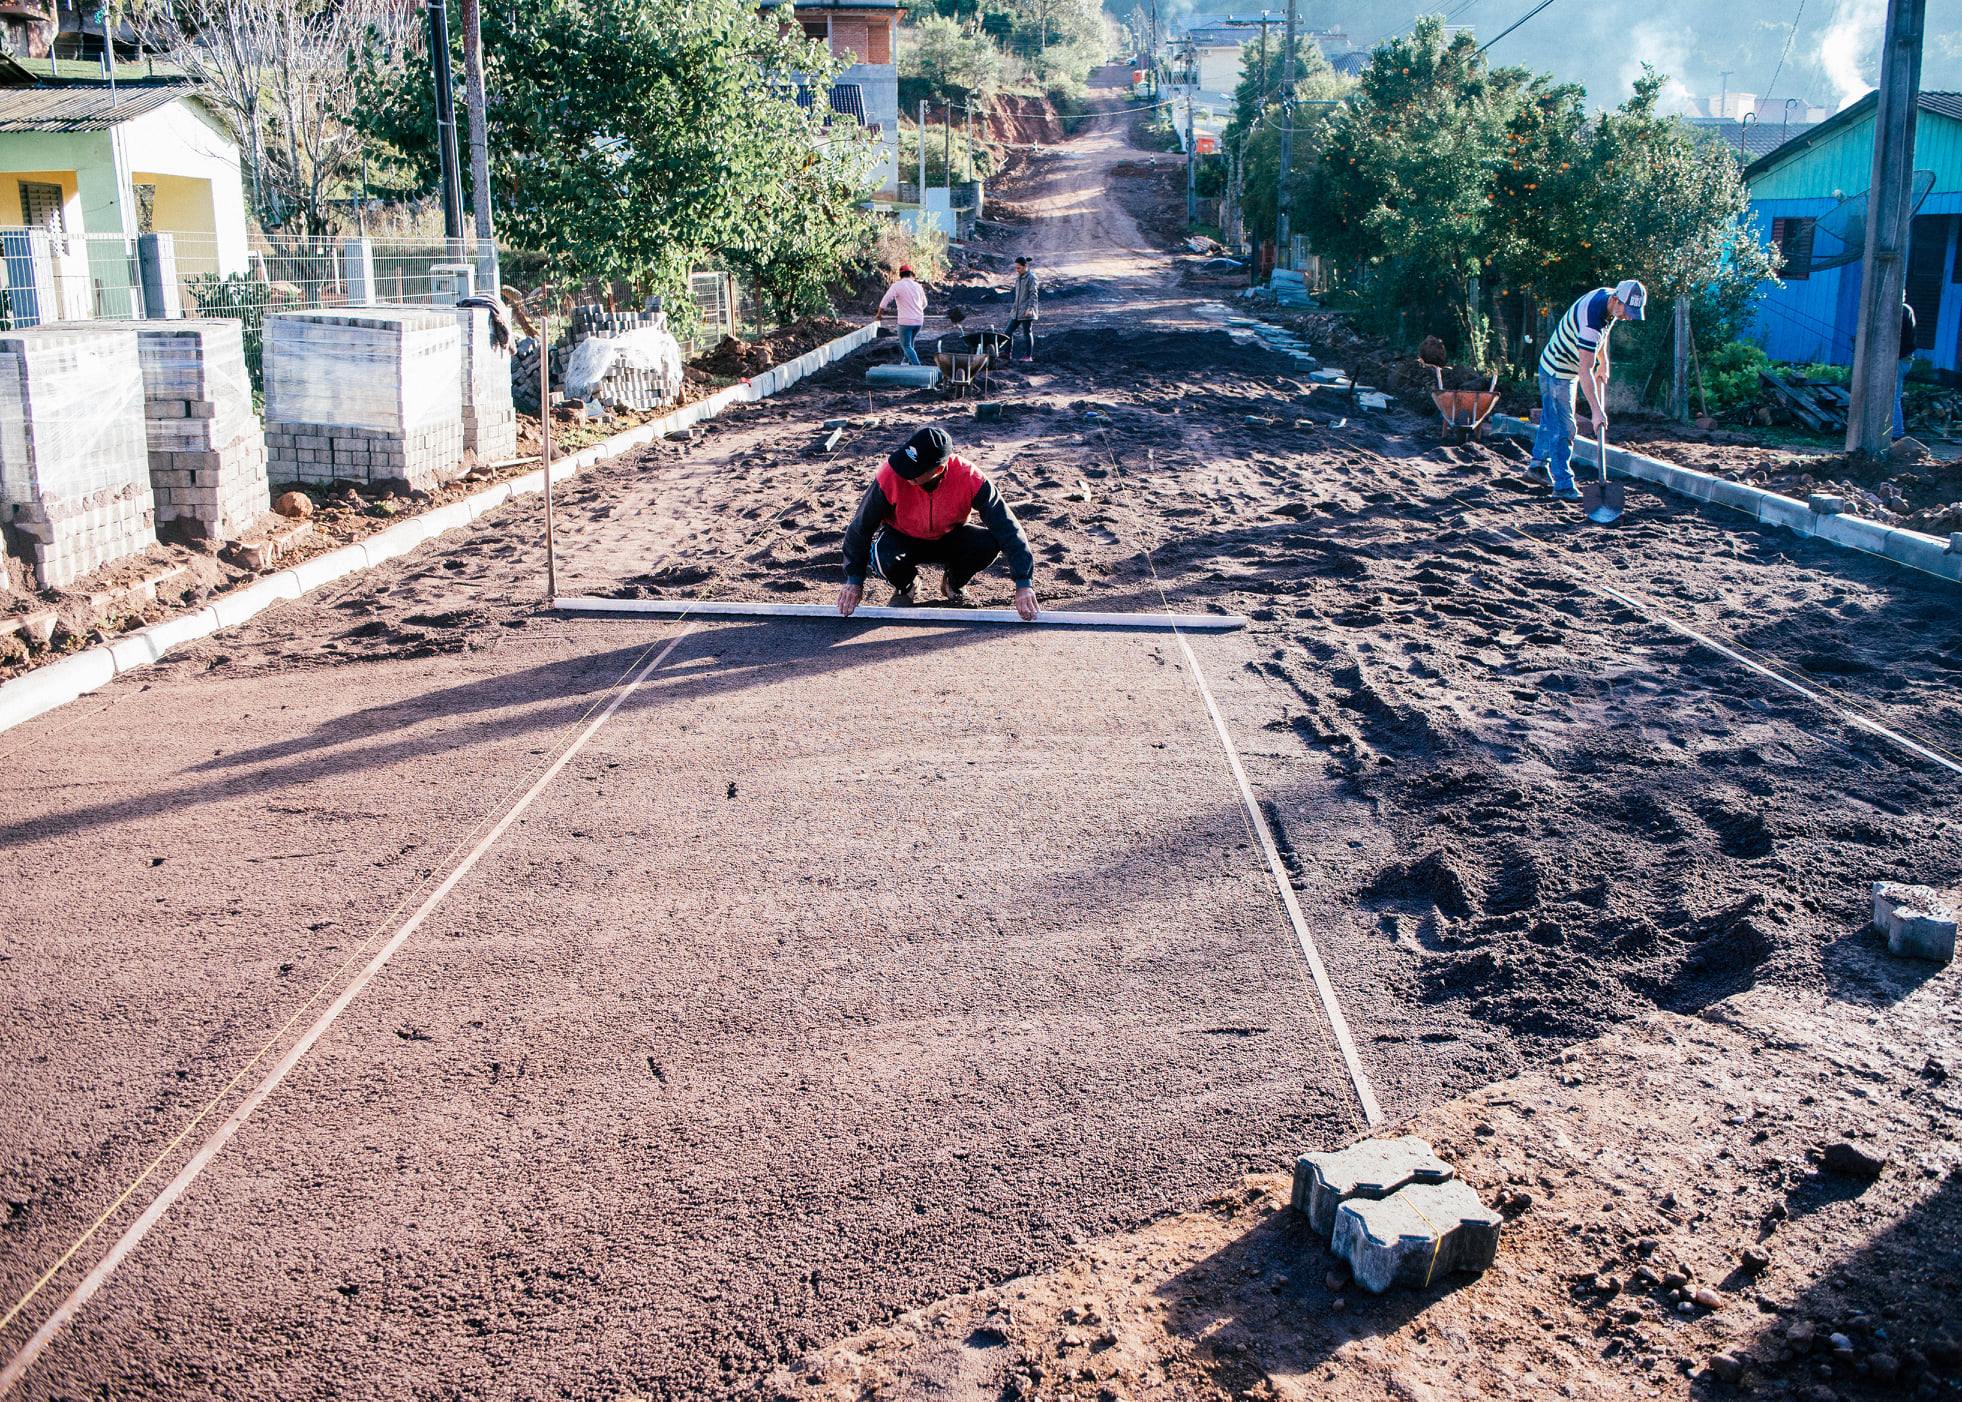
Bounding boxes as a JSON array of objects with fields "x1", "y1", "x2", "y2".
[{"x1": 1580, "y1": 422, "x2": 1624, "y2": 525}]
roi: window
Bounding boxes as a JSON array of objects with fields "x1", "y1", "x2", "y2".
[
  {"x1": 1770, "y1": 216, "x2": 1814, "y2": 281},
  {"x1": 19, "y1": 181, "x2": 66, "y2": 254},
  {"x1": 800, "y1": 18, "x2": 827, "y2": 41}
]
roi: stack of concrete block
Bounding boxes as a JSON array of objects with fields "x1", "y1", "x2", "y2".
[
  {"x1": 449, "y1": 303, "x2": 516, "y2": 463},
  {"x1": 1294, "y1": 1136, "x2": 1500, "y2": 1294},
  {"x1": 0, "y1": 323, "x2": 155, "y2": 589},
  {"x1": 264, "y1": 308, "x2": 464, "y2": 492},
  {"x1": 135, "y1": 320, "x2": 269, "y2": 543}
]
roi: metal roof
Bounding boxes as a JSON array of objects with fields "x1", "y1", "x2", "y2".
[
  {"x1": 795, "y1": 82, "x2": 865, "y2": 123},
  {"x1": 1745, "y1": 91, "x2": 1962, "y2": 180},
  {"x1": 1685, "y1": 117, "x2": 1821, "y2": 160},
  {"x1": 0, "y1": 82, "x2": 196, "y2": 133}
]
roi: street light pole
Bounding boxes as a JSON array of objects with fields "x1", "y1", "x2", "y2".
[{"x1": 425, "y1": 0, "x2": 466, "y2": 251}]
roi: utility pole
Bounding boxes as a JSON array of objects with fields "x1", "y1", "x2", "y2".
[
  {"x1": 1148, "y1": 0, "x2": 1158, "y2": 96},
  {"x1": 425, "y1": 1, "x2": 466, "y2": 250},
  {"x1": 1185, "y1": 72, "x2": 1197, "y2": 223},
  {"x1": 1274, "y1": 0, "x2": 1297, "y2": 269},
  {"x1": 1846, "y1": 0, "x2": 1926, "y2": 457},
  {"x1": 917, "y1": 97, "x2": 928, "y2": 200},
  {"x1": 459, "y1": 0, "x2": 497, "y2": 290},
  {"x1": 1717, "y1": 68, "x2": 1732, "y2": 118},
  {"x1": 944, "y1": 103, "x2": 952, "y2": 192}
]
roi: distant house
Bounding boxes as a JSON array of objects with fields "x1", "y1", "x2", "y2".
[
  {"x1": 0, "y1": 55, "x2": 247, "y2": 320},
  {"x1": 1685, "y1": 117, "x2": 1820, "y2": 162},
  {"x1": 1743, "y1": 91, "x2": 1962, "y2": 376},
  {"x1": 763, "y1": 0, "x2": 899, "y2": 198}
]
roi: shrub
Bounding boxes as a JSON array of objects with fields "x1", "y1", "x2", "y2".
[{"x1": 1700, "y1": 340, "x2": 1769, "y2": 414}]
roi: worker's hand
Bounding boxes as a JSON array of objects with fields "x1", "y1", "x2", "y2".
[
  {"x1": 1014, "y1": 585, "x2": 1040, "y2": 622},
  {"x1": 837, "y1": 583, "x2": 862, "y2": 617}
]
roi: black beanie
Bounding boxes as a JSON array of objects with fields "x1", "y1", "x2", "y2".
[{"x1": 889, "y1": 426, "x2": 953, "y2": 480}]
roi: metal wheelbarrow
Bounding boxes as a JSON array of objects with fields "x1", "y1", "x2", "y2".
[{"x1": 1431, "y1": 367, "x2": 1500, "y2": 443}]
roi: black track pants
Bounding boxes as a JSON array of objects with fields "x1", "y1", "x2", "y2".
[{"x1": 870, "y1": 524, "x2": 1002, "y2": 592}]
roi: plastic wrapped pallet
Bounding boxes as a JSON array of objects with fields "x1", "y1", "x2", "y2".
[
  {"x1": 263, "y1": 308, "x2": 465, "y2": 492},
  {"x1": 135, "y1": 319, "x2": 270, "y2": 543},
  {"x1": 447, "y1": 303, "x2": 516, "y2": 462},
  {"x1": 0, "y1": 323, "x2": 155, "y2": 589}
]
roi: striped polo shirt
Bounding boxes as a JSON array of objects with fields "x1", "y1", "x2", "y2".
[{"x1": 1539, "y1": 288, "x2": 1613, "y2": 381}]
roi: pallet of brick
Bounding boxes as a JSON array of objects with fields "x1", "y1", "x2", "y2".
[
  {"x1": 0, "y1": 323, "x2": 155, "y2": 589},
  {"x1": 448, "y1": 303, "x2": 516, "y2": 462},
  {"x1": 263, "y1": 308, "x2": 464, "y2": 492},
  {"x1": 135, "y1": 319, "x2": 269, "y2": 543}
]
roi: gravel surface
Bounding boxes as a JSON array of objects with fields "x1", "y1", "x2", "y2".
[{"x1": 1, "y1": 70, "x2": 1958, "y2": 1401}]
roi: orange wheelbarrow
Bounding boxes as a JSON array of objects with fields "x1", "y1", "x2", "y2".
[{"x1": 1431, "y1": 367, "x2": 1500, "y2": 443}]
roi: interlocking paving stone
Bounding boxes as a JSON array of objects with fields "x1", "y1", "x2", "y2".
[
  {"x1": 1292, "y1": 1135, "x2": 1454, "y2": 1235},
  {"x1": 1332, "y1": 1179, "x2": 1502, "y2": 1294}
]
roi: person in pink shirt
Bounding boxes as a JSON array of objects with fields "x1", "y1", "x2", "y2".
[{"x1": 877, "y1": 264, "x2": 929, "y2": 365}]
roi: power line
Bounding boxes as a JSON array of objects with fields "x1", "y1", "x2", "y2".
[
  {"x1": 1476, "y1": 0, "x2": 1558, "y2": 55},
  {"x1": 1763, "y1": 0, "x2": 1807, "y2": 101}
]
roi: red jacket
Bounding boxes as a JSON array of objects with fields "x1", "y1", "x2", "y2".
[{"x1": 874, "y1": 455, "x2": 984, "y2": 539}]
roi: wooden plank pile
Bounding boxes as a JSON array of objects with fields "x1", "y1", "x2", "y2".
[{"x1": 1759, "y1": 368, "x2": 1851, "y2": 433}]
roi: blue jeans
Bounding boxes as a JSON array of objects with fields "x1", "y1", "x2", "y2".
[
  {"x1": 1531, "y1": 370, "x2": 1577, "y2": 490},
  {"x1": 898, "y1": 324, "x2": 921, "y2": 366},
  {"x1": 1894, "y1": 356, "x2": 1911, "y2": 438}
]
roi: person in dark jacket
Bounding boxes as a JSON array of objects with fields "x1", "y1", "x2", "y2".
[
  {"x1": 837, "y1": 427, "x2": 1040, "y2": 620},
  {"x1": 1896, "y1": 296, "x2": 1917, "y2": 439}
]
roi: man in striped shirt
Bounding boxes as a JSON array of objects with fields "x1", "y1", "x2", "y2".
[{"x1": 1531, "y1": 278, "x2": 1647, "y2": 500}]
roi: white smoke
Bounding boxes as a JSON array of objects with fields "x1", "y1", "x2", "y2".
[
  {"x1": 1619, "y1": 21, "x2": 1696, "y2": 112},
  {"x1": 1819, "y1": 0, "x2": 1886, "y2": 110}
]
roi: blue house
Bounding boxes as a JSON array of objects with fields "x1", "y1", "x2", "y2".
[{"x1": 1744, "y1": 91, "x2": 1962, "y2": 376}]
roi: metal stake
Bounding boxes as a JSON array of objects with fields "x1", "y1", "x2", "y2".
[{"x1": 540, "y1": 307, "x2": 557, "y2": 601}]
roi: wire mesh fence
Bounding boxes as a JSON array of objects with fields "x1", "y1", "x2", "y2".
[{"x1": 0, "y1": 227, "x2": 788, "y2": 395}]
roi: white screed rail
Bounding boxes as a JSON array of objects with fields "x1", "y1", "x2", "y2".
[{"x1": 553, "y1": 596, "x2": 1250, "y2": 630}]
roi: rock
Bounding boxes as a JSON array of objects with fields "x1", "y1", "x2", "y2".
[
  {"x1": 1807, "y1": 492, "x2": 1847, "y2": 515},
  {"x1": 974, "y1": 401, "x2": 1004, "y2": 422},
  {"x1": 1707, "y1": 1352, "x2": 1747, "y2": 1383},
  {"x1": 1872, "y1": 881, "x2": 1957, "y2": 964},
  {"x1": 1663, "y1": 1271, "x2": 1690, "y2": 1292},
  {"x1": 1293, "y1": 1135, "x2": 1455, "y2": 1234},
  {"x1": 1830, "y1": 1332, "x2": 1854, "y2": 1359},
  {"x1": 1787, "y1": 1320, "x2": 1817, "y2": 1350},
  {"x1": 1332, "y1": 1178, "x2": 1500, "y2": 1294},
  {"x1": 1890, "y1": 435, "x2": 1931, "y2": 462},
  {"x1": 1740, "y1": 1248, "x2": 1770, "y2": 1275},
  {"x1": 1324, "y1": 1266, "x2": 1350, "y2": 1292},
  {"x1": 274, "y1": 490, "x2": 313, "y2": 519},
  {"x1": 1693, "y1": 1288, "x2": 1724, "y2": 1310},
  {"x1": 1870, "y1": 1352, "x2": 1900, "y2": 1383},
  {"x1": 1819, "y1": 1142, "x2": 1887, "y2": 1180},
  {"x1": 19, "y1": 610, "x2": 56, "y2": 646}
]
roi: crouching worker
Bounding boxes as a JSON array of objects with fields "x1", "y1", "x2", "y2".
[{"x1": 837, "y1": 427, "x2": 1040, "y2": 621}]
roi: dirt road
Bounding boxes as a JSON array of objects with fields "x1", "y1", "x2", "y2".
[{"x1": 3, "y1": 71, "x2": 1960, "y2": 1401}]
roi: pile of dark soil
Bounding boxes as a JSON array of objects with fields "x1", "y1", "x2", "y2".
[{"x1": 693, "y1": 316, "x2": 856, "y2": 379}]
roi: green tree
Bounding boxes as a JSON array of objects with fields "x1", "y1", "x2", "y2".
[
  {"x1": 1229, "y1": 35, "x2": 1345, "y2": 249},
  {"x1": 357, "y1": 0, "x2": 876, "y2": 314},
  {"x1": 1305, "y1": 17, "x2": 1510, "y2": 348},
  {"x1": 901, "y1": 13, "x2": 1005, "y2": 106}
]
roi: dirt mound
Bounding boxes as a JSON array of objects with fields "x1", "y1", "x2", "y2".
[
  {"x1": 691, "y1": 316, "x2": 854, "y2": 379},
  {"x1": 982, "y1": 94, "x2": 1067, "y2": 146}
]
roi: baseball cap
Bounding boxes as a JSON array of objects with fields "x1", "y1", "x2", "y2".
[
  {"x1": 890, "y1": 427, "x2": 953, "y2": 480},
  {"x1": 1614, "y1": 279, "x2": 1647, "y2": 320}
]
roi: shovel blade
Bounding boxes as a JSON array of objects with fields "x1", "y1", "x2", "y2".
[{"x1": 1581, "y1": 480, "x2": 1626, "y2": 524}]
